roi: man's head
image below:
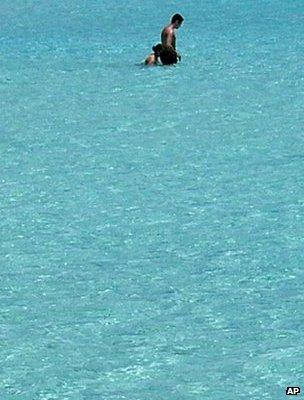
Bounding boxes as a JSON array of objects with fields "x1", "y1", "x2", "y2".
[{"x1": 171, "y1": 13, "x2": 184, "y2": 29}]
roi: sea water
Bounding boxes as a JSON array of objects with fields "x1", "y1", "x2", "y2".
[{"x1": 1, "y1": 1, "x2": 303, "y2": 399}]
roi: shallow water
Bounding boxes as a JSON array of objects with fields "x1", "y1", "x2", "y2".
[{"x1": 1, "y1": 1, "x2": 304, "y2": 399}]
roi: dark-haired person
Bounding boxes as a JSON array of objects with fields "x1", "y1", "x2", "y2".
[
  {"x1": 161, "y1": 13, "x2": 184, "y2": 64},
  {"x1": 144, "y1": 43, "x2": 162, "y2": 65}
]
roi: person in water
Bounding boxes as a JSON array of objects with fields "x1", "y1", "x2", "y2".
[
  {"x1": 160, "y1": 13, "x2": 184, "y2": 65},
  {"x1": 144, "y1": 43, "x2": 163, "y2": 65}
]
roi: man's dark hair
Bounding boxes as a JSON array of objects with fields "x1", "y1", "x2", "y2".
[{"x1": 171, "y1": 13, "x2": 184, "y2": 24}]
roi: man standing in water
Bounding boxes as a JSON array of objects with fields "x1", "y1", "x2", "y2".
[{"x1": 160, "y1": 13, "x2": 184, "y2": 64}]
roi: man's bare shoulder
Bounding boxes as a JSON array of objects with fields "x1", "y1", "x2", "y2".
[{"x1": 162, "y1": 25, "x2": 172, "y2": 34}]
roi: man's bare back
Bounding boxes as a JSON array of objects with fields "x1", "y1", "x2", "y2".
[{"x1": 161, "y1": 25, "x2": 176, "y2": 50}]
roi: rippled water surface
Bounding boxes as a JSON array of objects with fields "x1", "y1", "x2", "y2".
[{"x1": 1, "y1": 1, "x2": 303, "y2": 399}]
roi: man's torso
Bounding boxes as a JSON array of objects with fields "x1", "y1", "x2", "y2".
[{"x1": 161, "y1": 25, "x2": 176, "y2": 49}]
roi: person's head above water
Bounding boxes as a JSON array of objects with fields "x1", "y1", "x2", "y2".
[
  {"x1": 171, "y1": 13, "x2": 184, "y2": 28},
  {"x1": 152, "y1": 43, "x2": 163, "y2": 56},
  {"x1": 144, "y1": 43, "x2": 162, "y2": 65}
]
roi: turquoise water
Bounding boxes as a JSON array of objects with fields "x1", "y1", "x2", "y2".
[{"x1": 1, "y1": 1, "x2": 304, "y2": 399}]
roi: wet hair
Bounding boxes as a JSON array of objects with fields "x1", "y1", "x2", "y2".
[
  {"x1": 160, "y1": 46, "x2": 178, "y2": 65},
  {"x1": 171, "y1": 13, "x2": 184, "y2": 24},
  {"x1": 152, "y1": 43, "x2": 163, "y2": 54}
]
